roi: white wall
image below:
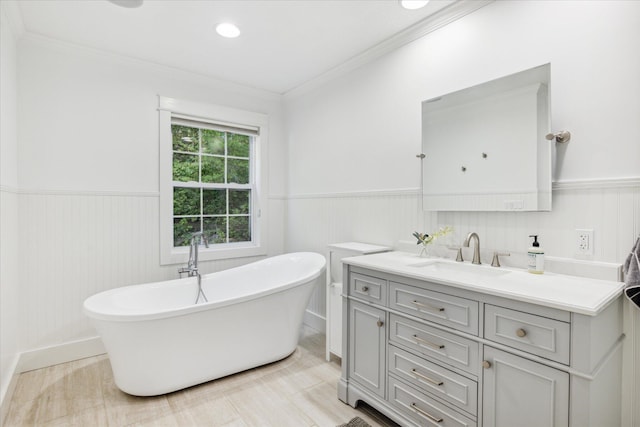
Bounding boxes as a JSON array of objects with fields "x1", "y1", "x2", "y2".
[
  {"x1": 284, "y1": 1, "x2": 640, "y2": 425},
  {"x1": 9, "y1": 35, "x2": 287, "y2": 360},
  {"x1": 0, "y1": 2, "x2": 21, "y2": 412},
  {"x1": 286, "y1": 0, "x2": 639, "y2": 197}
]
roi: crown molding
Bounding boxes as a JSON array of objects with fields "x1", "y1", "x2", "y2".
[
  {"x1": 0, "y1": 0, "x2": 25, "y2": 40},
  {"x1": 19, "y1": 33, "x2": 281, "y2": 102},
  {"x1": 284, "y1": 0, "x2": 494, "y2": 99}
]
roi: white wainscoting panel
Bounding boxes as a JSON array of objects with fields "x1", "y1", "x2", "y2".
[
  {"x1": 286, "y1": 182, "x2": 639, "y2": 426},
  {"x1": 19, "y1": 192, "x2": 166, "y2": 351},
  {"x1": 286, "y1": 190, "x2": 434, "y2": 320},
  {"x1": 16, "y1": 191, "x2": 285, "y2": 354}
]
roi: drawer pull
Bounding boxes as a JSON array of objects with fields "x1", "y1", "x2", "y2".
[
  {"x1": 413, "y1": 334, "x2": 445, "y2": 350},
  {"x1": 361, "y1": 286, "x2": 369, "y2": 292},
  {"x1": 377, "y1": 319, "x2": 384, "y2": 327},
  {"x1": 482, "y1": 360, "x2": 492, "y2": 369},
  {"x1": 516, "y1": 328, "x2": 527, "y2": 338},
  {"x1": 410, "y1": 403, "x2": 443, "y2": 423},
  {"x1": 412, "y1": 300, "x2": 445, "y2": 312},
  {"x1": 411, "y1": 368, "x2": 443, "y2": 386}
]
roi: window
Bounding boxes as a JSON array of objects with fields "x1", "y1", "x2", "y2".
[{"x1": 159, "y1": 96, "x2": 268, "y2": 265}]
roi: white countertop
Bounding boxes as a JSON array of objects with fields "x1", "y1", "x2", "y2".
[{"x1": 342, "y1": 251, "x2": 624, "y2": 316}]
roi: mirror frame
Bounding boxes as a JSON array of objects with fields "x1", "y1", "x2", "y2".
[{"x1": 421, "y1": 64, "x2": 551, "y2": 212}]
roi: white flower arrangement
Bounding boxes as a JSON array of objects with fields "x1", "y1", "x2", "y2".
[{"x1": 412, "y1": 226, "x2": 453, "y2": 256}]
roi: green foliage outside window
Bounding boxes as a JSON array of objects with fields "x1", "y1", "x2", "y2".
[
  {"x1": 171, "y1": 124, "x2": 252, "y2": 247},
  {"x1": 172, "y1": 126, "x2": 199, "y2": 152}
]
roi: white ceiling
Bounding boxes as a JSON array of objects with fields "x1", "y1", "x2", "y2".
[{"x1": 14, "y1": 0, "x2": 458, "y2": 94}]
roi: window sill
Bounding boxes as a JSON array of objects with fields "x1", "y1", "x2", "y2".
[{"x1": 161, "y1": 242, "x2": 267, "y2": 266}]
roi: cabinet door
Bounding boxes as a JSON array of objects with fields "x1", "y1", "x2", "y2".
[
  {"x1": 483, "y1": 346, "x2": 569, "y2": 427},
  {"x1": 348, "y1": 301, "x2": 386, "y2": 398}
]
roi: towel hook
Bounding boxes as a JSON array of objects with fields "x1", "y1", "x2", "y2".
[{"x1": 545, "y1": 130, "x2": 571, "y2": 143}]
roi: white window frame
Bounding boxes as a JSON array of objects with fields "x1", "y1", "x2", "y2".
[{"x1": 159, "y1": 96, "x2": 269, "y2": 265}]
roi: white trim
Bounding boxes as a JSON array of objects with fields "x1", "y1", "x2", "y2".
[
  {"x1": 303, "y1": 309, "x2": 326, "y2": 333},
  {"x1": 0, "y1": 0, "x2": 25, "y2": 40},
  {"x1": 3, "y1": 177, "x2": 636, "y2": 200},
  {"x1": 286, "y1": 178, "x2": 640, "y2": 200},
  {"x1": 159, "y1": 96, "x2": 268, "y2": 129},
  {"x1": 288, "y1": 188, "x2": 420, "y2": 200},
  {"x1": 553, "y1": 177, "x2": 640, "y2": 191},
  {"x1": 0, "y1": 336, "x2": 105, "y2": 417},
  {"x1": 159, "y1": 96, "x2": 269, "y2": 265},
  {"x1": 0, "y1": 185, "x2": 20, "y2": 194},
  {"x1": 0, "y1": 186, "x2": 159, "y2": 197},
  {"x1": 284, "y1": 0, "x2": 494, "y2": 98},
  {"x1": 19, "y1": 33, "x2": 281, "y2": 101},
  {"x1": 0, "y1": 354, "x2": 19, "y2": 426},
  {"x1": 1, "y1": 186, "x2": 296, "y2": 200},
  {"x1": 17, "y1": 336, "x2": 106, "y2": 373}
]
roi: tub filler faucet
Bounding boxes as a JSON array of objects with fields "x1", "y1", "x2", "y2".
[
  {"x1": 179, "y1": 232, "x2": 209, "y2": 277},
  {"x1": 179, "y1": 232, "x2": 209, "y2": 304}
]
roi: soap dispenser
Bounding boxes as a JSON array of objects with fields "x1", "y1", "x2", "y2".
[{"x1": 528, "y1": 235, "x2": 544, "y2": 274}]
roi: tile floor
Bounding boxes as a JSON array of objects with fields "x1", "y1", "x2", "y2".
[{"x1": 3, "y1": 327, "x2": 399, "y2": 427}]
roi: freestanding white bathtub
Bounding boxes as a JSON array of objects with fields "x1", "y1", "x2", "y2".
[{"x1": 83, "y1": 252, "x2": 326, "y2": 396}]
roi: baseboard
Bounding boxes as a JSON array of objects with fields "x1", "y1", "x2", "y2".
[
  {"x1": 17, "y1": 336, "x2": 106, "y2": 373},
  {"x1": 303, "y1": 309, "x2": 326, "y2": 333},
  {"x1": 0, "y1": 354, "x2": 20, "y2": 426},
  {"x1": 0, "y1": 337, "x2": 102, "y2": 424}
]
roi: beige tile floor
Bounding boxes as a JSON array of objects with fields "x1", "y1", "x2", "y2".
[{"x1": 4, "y1": 327, "x2": 399, "y2": 427}]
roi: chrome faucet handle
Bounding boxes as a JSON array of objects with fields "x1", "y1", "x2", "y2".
[
  {"x1": 447, "y1": 246, "x2": 464, "y2": 262},
  {"x1": 178, "y1": 266, "x2": 193, "y2": 277},
  {"x1": 491, "y1": 252, "x2": 510, "y2": 267}
]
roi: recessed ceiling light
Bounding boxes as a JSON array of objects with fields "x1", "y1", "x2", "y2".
[
  {"x1": 216, "y1": 23, "x2": 241, "y2": 38},
  {"x1": 107, "y1": 0, "x2": 144, "y2": 8},
  {"x1": 400, "y1": 0, "x2": 429, "y2": 10}
]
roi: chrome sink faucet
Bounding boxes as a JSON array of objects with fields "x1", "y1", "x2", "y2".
[
  {"x1": 178, "y1": 232, "x2": 209, "y2": 277},
  {"x1": 463, "y1": 232, "x2": 481, "y2": 265}
]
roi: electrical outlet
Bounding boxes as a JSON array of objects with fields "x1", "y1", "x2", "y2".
[{"x1": 576, "y1": 229, "x2": 594, "y2": 255}]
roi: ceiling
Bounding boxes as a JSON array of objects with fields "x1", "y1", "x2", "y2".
[{"x1": 14, "y1": 0, "x2": 459, "y2": 94}]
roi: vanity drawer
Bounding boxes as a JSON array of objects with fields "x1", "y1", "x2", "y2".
[
  {"x1": 484, "y1": 304, "x2": 570, "y2": 365},
  {"x1": 389, "y1": 376, "x2": 477, "y2": 427},
  {"x1": 389, "y1": 314, "x2": 479, "y2": 375},
  {"x1": 389, "y1": 345, "x2": 477, "y2": 415},
  {"x1": 349, "y1": 273, "x2": 387, "y2": 305},
  {"x1": 390, "y1": 281, "x2": 479, "y2": 335}
]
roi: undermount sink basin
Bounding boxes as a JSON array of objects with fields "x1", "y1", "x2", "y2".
[{"x1": 408, "y1": 260, "x2": 512, "y2": 278}]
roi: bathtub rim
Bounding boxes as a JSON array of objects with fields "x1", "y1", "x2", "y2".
[{"x1": 83, "y1": 252, "x2": 325, "y2": 323}]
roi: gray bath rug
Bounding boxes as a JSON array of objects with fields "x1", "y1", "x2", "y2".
[{"x1": 337, "y1": 417, "x2": 372, "y2": 427}]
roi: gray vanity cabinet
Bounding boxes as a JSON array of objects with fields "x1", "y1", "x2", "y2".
[
  {"x1": 348, "y1": 300, "x2": 386, "y2": 398},
  {"x1": 482, "y1": 346, "x2": 569, "y2": 427},
  {"x1": 339, "y1": 264, "x2": 623, "y2": 427}
]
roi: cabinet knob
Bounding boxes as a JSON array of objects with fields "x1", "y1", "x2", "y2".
[
  {"x1": 377, "y1": 320, "x2": 384, "y2": 327},
  {"x1": 362, "y1": 286, "x2": 369, "y2": 292},
  {"x1": 516, "y1": 328, "x2": 527, "y2": 338},
  {"x1": 482, "y1": 360, "x2": 492, "y2": 369}
]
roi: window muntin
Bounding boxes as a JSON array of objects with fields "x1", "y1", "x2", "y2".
[
  {"x1": 171, "y1": 122, "x2": 253, "y2": 248},
  {"x1": 158, "y1": 95, "x2": 268, "y2": 265}
]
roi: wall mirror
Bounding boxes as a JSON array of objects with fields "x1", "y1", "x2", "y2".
[{"x1": 421, "y1": 64, "x2": 551, "y2": 211}]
